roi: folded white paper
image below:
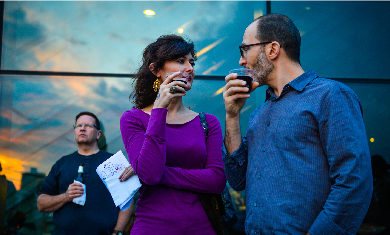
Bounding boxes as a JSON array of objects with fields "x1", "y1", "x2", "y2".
[
  {"x1": 72, "y1": 180, "x2": 86, "y2": 206},
  {"x1": 96, "y1": 150, "x2": 141, "y2": 210}
]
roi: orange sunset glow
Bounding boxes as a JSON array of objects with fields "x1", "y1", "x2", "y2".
[{"x1": 0, "y1": 154, "x2": 29, "y2": 190}]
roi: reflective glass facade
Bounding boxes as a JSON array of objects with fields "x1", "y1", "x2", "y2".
[
  {"x1": 1, "y1": 1, "x2": 389, "y2": 234},
  {"x1": 2, "y1": 1, "x2": 265, "y2": 75}
]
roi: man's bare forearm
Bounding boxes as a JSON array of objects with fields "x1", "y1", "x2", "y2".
[
  {"x1": 224, "y1": 115, "x2": 242, "y2": 155},
  {"x1": 37, "y1": 193, "x2": 70, "y2": 213},
  {"x1": 112, "y1": 201, "x2": 134, "y2": 234}
]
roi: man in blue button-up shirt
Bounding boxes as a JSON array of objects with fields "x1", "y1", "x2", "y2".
[{"x1": 222, "y1": 14, "x2": 372, "y2": 234}]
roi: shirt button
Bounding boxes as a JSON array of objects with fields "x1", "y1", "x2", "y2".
[
  {"x1": 253, "y1": 202, "x2": 257, "y2": 207},
  {"x1": 266, "y1": 121, "x2": 270, "y2": 126},
  {"x1": 261, "y1": 147, "x2": 266, "y2": 152}
]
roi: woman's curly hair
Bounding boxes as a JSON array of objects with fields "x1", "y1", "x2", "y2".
[{"x1": 131, "y1": 35, "x2": 197, "y2": 109}]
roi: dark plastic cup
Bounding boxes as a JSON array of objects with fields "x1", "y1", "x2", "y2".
[{"x1": 229, "y1": 68, "x2": 256, "y2": 93}]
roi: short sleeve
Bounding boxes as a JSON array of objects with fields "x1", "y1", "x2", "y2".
[{"x1": 40, "y1": 160, "x2": 60, "y2": 195}]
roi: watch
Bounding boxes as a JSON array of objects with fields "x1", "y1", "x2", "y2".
[{"x1": 113, "y1": 230, "x2": 123, "y2": 235}]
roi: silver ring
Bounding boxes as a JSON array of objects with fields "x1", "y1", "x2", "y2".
[{"x1": 169, "y1": 86, "x2": 177, "y2": 94}]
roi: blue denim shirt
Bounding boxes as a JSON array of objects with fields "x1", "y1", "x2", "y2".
[{"x1": 223, "y1": 70, "x2": 373, "y2": 235}]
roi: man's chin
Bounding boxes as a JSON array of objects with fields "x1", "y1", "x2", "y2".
[
  {"x1": 253, "y1": 76, "x2": 266, "y2": 86},
  {"x1": 76, "y1": 139, "x2": 92, "y2": 145}
]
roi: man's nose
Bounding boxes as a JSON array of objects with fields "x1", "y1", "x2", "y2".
[{"x1": 239, "y1": 56, "x2": 247, "y2": 67}]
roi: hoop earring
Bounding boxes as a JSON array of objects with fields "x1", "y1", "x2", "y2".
[{"x1": 153, "y1": 79, "x2": 161, "y2": 92}]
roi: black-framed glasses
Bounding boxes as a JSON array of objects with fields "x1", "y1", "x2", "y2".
[
  {"x1": 73, "y1": 123, "x2": 98, "y2": 129},
  {"x1": 239, "y1": 41, "x2": 272, "y2": 57}
]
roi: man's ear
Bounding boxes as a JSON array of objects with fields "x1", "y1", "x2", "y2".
[
  {"x1": 149, "y1": 63, "x2": 161, "y2": 78},
  {"x1": 96, "y1": 130, "x2": 102, "y2": 140},
  {"x1": 267, "y1": 41, "x2": 281, "y2": 60}
]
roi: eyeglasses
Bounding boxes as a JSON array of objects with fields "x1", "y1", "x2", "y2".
[
  {"x1": 239, "y1": 41, "x2": 272, "y2": 57},
  {"x1": 73, "y1": 123, "x2": 97, "y2": 129}
]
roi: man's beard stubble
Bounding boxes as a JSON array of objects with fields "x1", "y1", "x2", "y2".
[{"x1": 253, "y1": 48, "x2": 274, "y2": 86}]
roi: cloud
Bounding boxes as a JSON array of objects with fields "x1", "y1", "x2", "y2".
[
  {"x1": 109, "y1": 33, "x2": 125, "y2": 42},
  {"x1": 0, "y1": 108, "x2": 31, "y2": 125},
  {"x1": 4, "y1": 6, "x2": 45, "y2": 45},
  {"x1": 2, "y1": 4, "x2": 46, "y2": 69},
  {"x1": 29, "y1": 42, "x2": 81, "y2": 71},
  {"x1": 0, "y1": 127, "x2": 53, "y2": 148},
  {"x1": 4, "y1": 3, "x2": 93, "y2": 71},
  {"x1": 185, "y1": 2, "x2": 238, "y2": 40},
  {"x1": 68, "y1": 37, "x2": 87, "y2": 46}
]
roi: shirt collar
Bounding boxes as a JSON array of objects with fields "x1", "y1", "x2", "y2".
[
  {"x1": 266, "y1": 70, "x2": 318, "y2": 101},
  {"x1": 288, "y1": 69, "x2": 318, "y2": 92}
]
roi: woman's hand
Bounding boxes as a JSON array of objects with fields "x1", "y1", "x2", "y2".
[
  {"x1": 119, "y1": 165, "x2": 136, "y2": 182},
  {"x1": 153, "y1": 72, "x2": 187, "y2": 109}
]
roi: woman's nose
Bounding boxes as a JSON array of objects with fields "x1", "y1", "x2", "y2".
[{"x1": 184, "y1": 61, "x2": 194, "y2": 73}]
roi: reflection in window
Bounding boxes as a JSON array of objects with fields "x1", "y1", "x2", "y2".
[
  {"x1": 272, "y1": 1, "x2": 390, "y2": 78},
  {"x1": 2, "y1": 1, "x2": 390, "y2": 233},
  {"x1": 0, "y1": 74, "x2": 255, "y2": 233},
  {"x1": 3, "y1": 1, "x2": 265, "y2": 75}
]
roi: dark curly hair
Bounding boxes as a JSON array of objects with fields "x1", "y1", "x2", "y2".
[{"x1": 131, "y1": 35, "x2": 196, "y2": 109}]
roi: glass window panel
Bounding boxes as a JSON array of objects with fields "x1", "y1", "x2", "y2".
[
  {"x1": 2, "y1": 1, "x2": 389, "y2": 232},
  {"x1": 342, "y1": 81, "x2": 390, "y2": 160},
  {"x1": 0, "y1": 74, "x2": 253, "y2": 233},
  {"x1": 2, "y1": 1, "x2": 266, "y2": 75},
  {"x1": 0, "y1": 74, "x2": 266, "y2": 188},
  {"x1": 0, "y1": 74, "x2": 133, "y2": 189},
  {"x1": 272, "y1": 1, "x2": 390, "y2": 79}
]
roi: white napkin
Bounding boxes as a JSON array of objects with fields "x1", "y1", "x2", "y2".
[
  {"x1": 72, "y1": 180, "x2": 86, "y2": 206},
  {"x1": 96, "y1": 150, "x2": 141, "y2": 210}
]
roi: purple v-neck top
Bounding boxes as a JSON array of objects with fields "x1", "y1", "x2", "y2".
[{"x1": 120, "y1": 108, "x2": 226, "y2": 234}]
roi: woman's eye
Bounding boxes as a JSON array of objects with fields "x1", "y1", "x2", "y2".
[
  {"x1": 190, "y1": 62, "x2": 195, "y2": 66},
  {"x1": 177, "y1": 59, "x2": 184, "y2": 63}
]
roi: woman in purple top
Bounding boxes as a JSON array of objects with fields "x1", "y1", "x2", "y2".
[{"x1": 120, "y1": 35, "x2": 226, "y2": 234}]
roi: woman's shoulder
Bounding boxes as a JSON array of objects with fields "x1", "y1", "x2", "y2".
[
  {"x1": 120, "y1": 108, "x2": 149, "y2": 126},
  {"x1": 203, "y1": 113, "x2": 219, "y2": 121},
  {"x1": 203, "y1": 113, "x2": 221, "y2": 127},
  {"x1": 122, "y1": 107, "x2": 148, "y2": 118}
]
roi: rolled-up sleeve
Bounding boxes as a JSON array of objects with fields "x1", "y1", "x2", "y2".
[{"x1": 222, "y1": 137, "x2": 248, "y2": 191}]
